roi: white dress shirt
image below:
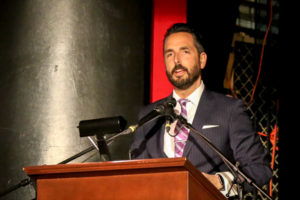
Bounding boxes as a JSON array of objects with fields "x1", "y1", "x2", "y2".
[
  {"x1": 163, "y1": 81, "x2": 237, "y2": 197},
  {"x1": 163, "y1": 81, "x2": 204, "y2": 157}
]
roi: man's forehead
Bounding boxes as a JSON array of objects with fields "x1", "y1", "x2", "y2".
[
  {"x1": 165, "y1": 32, "x2": 194, "y2": 45},
  {"x1": 164, "y1": 32, "x2": 195, "y2": 50}
]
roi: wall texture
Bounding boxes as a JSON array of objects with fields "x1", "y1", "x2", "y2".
[{"x1": 0, "y1": 0, "x2": 147, "y2": 199}]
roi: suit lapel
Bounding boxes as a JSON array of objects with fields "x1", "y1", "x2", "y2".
[{"x1": 182, "y1": 88, "x2": 210, "y2": 157}]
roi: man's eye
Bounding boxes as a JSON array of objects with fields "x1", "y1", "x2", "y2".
[
  {"x1": 166, "y1": 53, "x2": 173, "y2": 57},
  {"x1": 184, "y1": 50, "x2": 190, "y2": 54}
]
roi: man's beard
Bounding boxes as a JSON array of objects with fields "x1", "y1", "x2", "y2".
[{"x1": 166, "y1": 64, "x2": 201, "y2": 90}]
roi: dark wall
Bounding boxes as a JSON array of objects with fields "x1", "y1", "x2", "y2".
[
  {"x1": 0, "y1": 0, "x2": 147, "y2": 199},
  {"x1": 277, "y1": 1, "x2": 295, "y2": 199},
  {"x1": 187, "y1": 0, "x2": 239, "y2": 93}
]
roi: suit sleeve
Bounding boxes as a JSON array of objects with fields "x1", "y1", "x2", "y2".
[
  {"x1": 129, "y1": 107, "x2": 149, "y2": 159},
  {"x1": 229, "y1": 99, "x2": 272, "y2": 190}
]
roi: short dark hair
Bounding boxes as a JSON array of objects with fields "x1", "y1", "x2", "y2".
[{"x1": 163, "y1": 23, "x2": 205, "y2": 54}]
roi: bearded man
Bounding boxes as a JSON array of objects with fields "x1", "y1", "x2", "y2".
[{"x1": 130, "y1": 23, "x2": 272, "y2": 198}]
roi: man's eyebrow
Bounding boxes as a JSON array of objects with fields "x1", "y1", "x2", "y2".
[
  {"x1": 180, "y1": 46, "x2": 190, "y2": 50},
  {"x1": 164, "y1": 49, "x2": 173, "y2": 54},
  {"x1": 164, "y1": 46, "x2": 190, "y2": 54}
]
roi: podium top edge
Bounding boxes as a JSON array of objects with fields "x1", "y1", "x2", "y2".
[{"x1": 23, "y1": 157, "x2": 195, "y2": 176}]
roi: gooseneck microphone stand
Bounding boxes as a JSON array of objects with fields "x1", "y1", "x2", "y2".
[{"x1": 173, "y1": 113, "x2": 272, "y2": 200}]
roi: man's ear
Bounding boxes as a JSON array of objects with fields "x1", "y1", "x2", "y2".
[{"x1": 199, "y1": 52, "x2": 207, "y2": 69}]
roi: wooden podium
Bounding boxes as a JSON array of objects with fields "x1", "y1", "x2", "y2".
[{"x1": 24, "y1": 157, "x2": 226, "y2": 200}]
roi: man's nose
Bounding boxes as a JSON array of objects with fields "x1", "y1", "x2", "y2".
[{"x1": 174, "y1": 53, "x2": 180, "y2": 64}]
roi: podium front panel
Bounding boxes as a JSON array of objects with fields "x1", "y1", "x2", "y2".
[
  {"x1": 37, "y1": 170, "x2": 188, "y2": 200},
  {"x1": 24, "y1": 158, "x2": 226, "y2": 200}
]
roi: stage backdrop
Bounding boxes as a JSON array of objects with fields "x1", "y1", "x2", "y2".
[{"x1": 0, "y1": 0, "x2": 148, "y2": 199}]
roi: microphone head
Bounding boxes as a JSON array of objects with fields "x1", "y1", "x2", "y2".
[
  {"x1": 163, "y1": 97, "x2": 177, "y2": 122},
  {"x1": 154, "y1": 97, "x2": 177, "y2": 114},
  {"x1": 165, "y1": 97, "x2": 176, "y2": 107},
  {"x1": 78, "y1": 116, "x2": 127, "y2": 137}
]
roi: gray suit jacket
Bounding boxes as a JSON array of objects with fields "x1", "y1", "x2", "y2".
[{"x1": 130, "y1": 88, "x2": 272, "y2": 190}]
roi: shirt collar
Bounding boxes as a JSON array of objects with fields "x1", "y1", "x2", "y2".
[{"x1": 172, "y1": 80, "x2": 205, "y2": 107}]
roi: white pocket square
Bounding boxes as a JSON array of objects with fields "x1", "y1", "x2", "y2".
[{"x1": 202, "y1": 125, "x2": 220, "y2": 129}]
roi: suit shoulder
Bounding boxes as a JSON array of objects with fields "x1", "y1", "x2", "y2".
[{"x1": 206, "y1": 89, "x2": 246, "y2": 107}]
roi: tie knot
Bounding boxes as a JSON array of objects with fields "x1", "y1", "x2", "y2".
[
  {"x1": 178, "y1": 99, "x2": 189, "y2": 107},
  {"x1": 178, "y1": 99, "x2": 189, "y2": 119}
]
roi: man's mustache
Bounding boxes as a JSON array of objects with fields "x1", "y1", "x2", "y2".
[{"x1": 171, "y1": 64, "x2": 188, "y2": 74}]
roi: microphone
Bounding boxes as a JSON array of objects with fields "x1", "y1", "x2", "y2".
[
  {"x1": 137, "y1": 104, "x2": 164, "y2": 127},
  {"x1": 78, "y1": 116, "x2": 127, "y2": 137},
  {"x1": 164, "y1": 96, "x2": 177, "y2": 109},
  {"x1": 138, "y1": 97, "x2": 176, "y2": 127},
  {"x1": 109, "y1": 97, "x2": 177, "y2": 138},
  {"x1": 163, "y1": 97, "x2": 177, "y2": 133},
  {"x1": 131, "y1": 97, "x2": 177, "y2": 134}
]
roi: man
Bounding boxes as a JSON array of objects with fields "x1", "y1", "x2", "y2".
[{"x1": 130, "y1": 23, "x2": 272, "y2": 197}]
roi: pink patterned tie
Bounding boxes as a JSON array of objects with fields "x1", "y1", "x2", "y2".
[{"x1": 174, "y1": 99, "x2": 189, "y2": 157}]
